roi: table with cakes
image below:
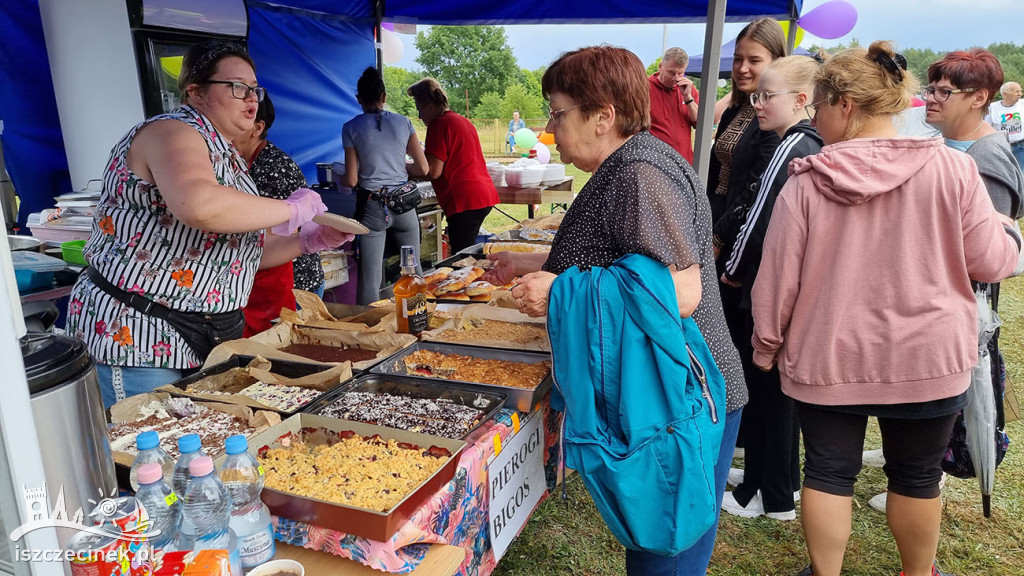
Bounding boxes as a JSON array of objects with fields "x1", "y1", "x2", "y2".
[{"x1": 105, "y1": 213, "x2": 567, "y2": 576}]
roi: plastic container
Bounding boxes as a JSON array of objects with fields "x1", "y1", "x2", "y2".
[
  {"x1": 60, "y1": 240, "x2": 88, "y2": 265},
  {"x1": 219, "y1": 435, "x2": 275, "y2": 568},
  {"x1": 171, "y1": 434, "x2": 207, "y2": 498},
  {"x1": 134, "y1": 462, "x2": 181, "y2": 550},
  {"x1": 129, "y1": 430, "x2": 174, "y2": 492},
  {"x1": 12, "y1": 251, "x2": 67, "y2": 292},
  {"x1": 181, "y1": 456, "x2": 242, "y2": 576}
]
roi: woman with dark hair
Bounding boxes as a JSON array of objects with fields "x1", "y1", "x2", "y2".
[
  {"x1": 67, "y1": 40, "x2": 352, "y2": 407},
  {"x1": 407, "y1": 77, "x2": 498, "y2": 253},
  {"x1": 342, "y1": 67, "x2": 429, "y2": 304},
  {"x1": 234, "y1": 92, "x2": 322, "y2": 335},
  {"x1": 752, "y1": 41, "x2": 1020, "y2": 576},
  {"x1": 483, "y1": 45, "x2": 745, "y2": 576}
]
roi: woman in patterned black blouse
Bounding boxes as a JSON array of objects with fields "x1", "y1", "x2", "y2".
[
  {"x1": 234, "y1": 93, "x2": 325, "y2": 335},
  {"x1": 483, "y1": 45, "x2": 746, "y2": 576}
]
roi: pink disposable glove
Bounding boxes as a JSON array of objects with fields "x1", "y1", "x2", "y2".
[
  {"x1": 271, "y1": 188, "x2": 327, "y2": 236},
  {"x1": 299, "y1": 221, "x2": 355, "y2": 254}
]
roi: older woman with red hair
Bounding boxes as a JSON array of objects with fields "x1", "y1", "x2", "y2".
[{"x1": 484, "y1": 45, "x2": 745, "y2": 576}]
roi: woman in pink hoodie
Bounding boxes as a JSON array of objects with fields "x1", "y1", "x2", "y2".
[{"x1": 751, "y1": 42, "x2": 1020, "y2": 576}]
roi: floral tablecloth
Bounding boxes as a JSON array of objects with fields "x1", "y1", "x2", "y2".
[{"x1": 273, "y1": 401, "x2": 560, "y2": 575}]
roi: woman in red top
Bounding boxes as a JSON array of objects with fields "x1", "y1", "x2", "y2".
[{"x1": 408, "y1": 78, "x2": 499, "y2": 253}]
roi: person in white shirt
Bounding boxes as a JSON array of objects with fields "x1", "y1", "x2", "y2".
[{"x1": 988, "y1": 81, "x2": 1024, "y2": 168}]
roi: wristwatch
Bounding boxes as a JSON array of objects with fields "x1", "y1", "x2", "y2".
[{"x1": 684, "y1": 99, "x2": 695, "y2": 105}]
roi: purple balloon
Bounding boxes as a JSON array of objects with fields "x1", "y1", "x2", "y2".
[
  {"x1": 798, "y1": 0, "x2": 857, "y2": 39},
  {"x1": 382, "y1": 22, "x2": 395, "y2": 31}
]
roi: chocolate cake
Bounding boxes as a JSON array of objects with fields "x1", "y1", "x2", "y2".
[
  {"x1": 279, "y1": 343, "x2": 379, "y2": 363},
  {"x1": 318, "y1": 391, "x2": 487, "y2": 439}
]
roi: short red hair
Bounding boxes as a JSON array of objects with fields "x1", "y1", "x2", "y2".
[
  {"x1": 928, "y1": 49, "x2": 1004, "y2": 104},
  {"x1": 541, "y1": 46, "x2": 650, "y2": 137}
]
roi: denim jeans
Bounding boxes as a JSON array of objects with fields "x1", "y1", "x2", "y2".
[
  {"x1": 1011, "y1": 142, "x2": 1024, "y2": 174},
  {"x1": 96, "y1": 364, "x2": 184, "y2": 410},
  {"x1": 357, "y1": 198, "x2": 422, "y2": 305},
  {"x1": 624, "y1": 407, "x2": 744, "y2": 576}
]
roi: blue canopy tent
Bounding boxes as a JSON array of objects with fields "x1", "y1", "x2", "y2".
[
  {"x1": 0, "y1": 0, "x2": 801, "y2": 229},
  {"x1": 687, "y1": 38, "x2": 813, "y2": 77}
]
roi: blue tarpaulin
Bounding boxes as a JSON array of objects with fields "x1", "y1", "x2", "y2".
[
  {"x1": 0, "y1": 0, "x2": 71, "y2": 230},
  {"x1": 248, "y1": 2, "x2": 376, "y2": 183}
]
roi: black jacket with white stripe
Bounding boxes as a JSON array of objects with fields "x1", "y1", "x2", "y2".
[{"x1": 723, "y1": 121, "x2": 823, "y2": 303}]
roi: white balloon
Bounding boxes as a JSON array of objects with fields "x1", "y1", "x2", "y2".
[
  {"x1": 381, "y1": 29, "x2": 404, "y2": 64},
  {"x1": 532, "y1": 143, "x2": 551, "y2": 164}
]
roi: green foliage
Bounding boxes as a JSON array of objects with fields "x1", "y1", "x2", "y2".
[
  {"x1": 382, "y1": 66, "x2": 419, "y2": 118},
  {"x1": 500, "y1": 84, "x2": 544, "y2": 119},
  {"x1": 647, "y1": 57, "x2": 661, "y2": 76},
  {"x1": 473, "y1": 91, "x2": 504, "y2": 119},
  {"x1": 414, "y1": 26, "x2": 518, "y2": 110}
]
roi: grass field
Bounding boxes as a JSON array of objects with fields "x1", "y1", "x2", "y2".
[{"x1": 491, "y1": 273, "x2": 1024, "y2": 576}]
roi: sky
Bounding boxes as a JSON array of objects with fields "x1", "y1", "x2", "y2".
[{"x1": 388, "y1": 0, "x2": 1022, "y2": 74}]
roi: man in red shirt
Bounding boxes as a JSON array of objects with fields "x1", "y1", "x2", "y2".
[{"x1": 649, "y1": 47, "x2": 700, "y2": 164}]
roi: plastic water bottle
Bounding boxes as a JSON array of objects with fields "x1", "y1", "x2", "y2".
[
  {"x1": 172, "y1": 433, "x2": 206, "y2": 541},
  {"x1": 219, "y1": 435, "x2": 276, "y2": 568},
  {"x1": 172, "y1": 434, "x2": 207, "y2": 497},
  {"x1": 133, "y1": 462, "x2": 181, "y2": 550},
  {"x1": 130, "y1": 430, "x2": 173, "y2": 491},
  {"x1": 182, "y1": 455, "x2": 242, "y2": 576}
]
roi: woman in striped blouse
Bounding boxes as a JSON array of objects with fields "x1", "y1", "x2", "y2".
[{"x1": 67, "y1": 40, "x2": 352, "y2": 408}]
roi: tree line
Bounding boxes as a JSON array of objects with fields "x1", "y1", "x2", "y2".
[{"x1": 382, "y1": 26, "x2": 1024, "y2": 121}]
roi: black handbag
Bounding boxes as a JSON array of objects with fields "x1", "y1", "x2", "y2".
[
  {"x1": 380, "y1": 181, "x2": 422, "y2": 214},
  {"x1": 86, "y1": 267, "x2": 244, "y2": 359}
]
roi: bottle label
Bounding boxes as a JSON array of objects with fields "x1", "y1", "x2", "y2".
[
  {"x1": 164, "y1": 493, "x2": 178, "y2": 507},
  {"x1": 238, "y1": 524, "x2": 275, "y2": 568},
  {"x1": 257, "y1": 465, "x2": 264, "y2": 476},
  {"x1": 402, "y1": 293, "x2": 428, "y2": 333}
]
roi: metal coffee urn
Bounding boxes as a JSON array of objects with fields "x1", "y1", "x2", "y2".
[{"x1": 21, "y1": 332, "x2": 117, "y2": 562}]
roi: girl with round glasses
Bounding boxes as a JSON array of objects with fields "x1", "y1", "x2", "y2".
[{"x1": 720, "y1": 55, "x2": 823, "y2": 524}]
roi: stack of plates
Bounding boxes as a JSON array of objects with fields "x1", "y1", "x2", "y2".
[
  {"x1": 486, "y1": 162, "x2": 506, "y2": 187},
  {"x1": 541, "y1": 164, "x2": 566, "y2": 186}
]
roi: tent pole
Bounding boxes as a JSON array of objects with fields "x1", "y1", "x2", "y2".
[
  {"x1": 374, "y1": 0, "x2": 384, "y2": 71},
  {"x1": 787, "y1": 17, "x2": 798, "y2": 54},
  {"x1": 692, "y1": 0, "x2": 727, "y2": 186}
]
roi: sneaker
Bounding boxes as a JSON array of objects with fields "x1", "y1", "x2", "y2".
[
  {"x1": 727, "y1": 467, "x2": 744, "y2": 488},
  {"x1": 733, "y1": 447, "x2": 745, "y2": 460},
  {"x1": 863, "y1": 448, "x2": 886, "y2": 468},
  {"x1": 722, "y1": 491, "x2": 796, "y2": 520},
  {"x1": 797, "y1": 567, "x2": 814, "y2": 576},
  {"x1": 868, "y1": 492, "x2": 887, "y2": 512}
]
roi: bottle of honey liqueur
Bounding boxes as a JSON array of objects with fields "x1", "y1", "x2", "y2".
[{"x1": 394, "y1": 245, "x2": 429, "y2": 334}]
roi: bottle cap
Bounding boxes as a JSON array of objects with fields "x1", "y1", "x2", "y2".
[
  {"x1": 224, "y1": 435, "x2": 248, "y2": 455},
  {"x1": 136, "y1": 430, "x2": 159, "y2": 451},
  {"x1": 188, "y1": 455, "x2": 214, "y2": 477},
  {"x1": 400, "y1": 245, "x2": 416, "y2": 269},
  {"x1": 137, "y1": 463, "x2": 163, "y2": 485},
  {"x1": 177, "y1": 434, "x2": 201, "y2": 455}
]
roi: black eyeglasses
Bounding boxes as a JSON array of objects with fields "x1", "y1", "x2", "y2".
[
  {"x1": 923, "y1": 86, "x2": 976, "y2": 103},
  {"x1": 201, "y1": 80, "x2": 266, "y2": 102},
  {"x1": 750, "y1": 91, "x2": 799, "y2": 107}
]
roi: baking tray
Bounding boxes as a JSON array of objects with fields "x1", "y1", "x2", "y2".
[
  {"x1": 246, "y1": 413, "x2": 465, "y2": 541},
  {"x1": 369, "y1": 342, "x2": 552, "y2": 412},
  {"x1": 162, "y1": 354, "x2": 349, "y2": 416},
  {"x1": 302, "y1": 373, "x2": 507, "y2": 440}
]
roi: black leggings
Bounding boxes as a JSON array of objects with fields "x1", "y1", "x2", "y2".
[
  {"x1": 446, "y1": 206, "x2": 492, "y2": 254},
  {"x1": 798, "y1": 402, "x2": 958, "y2": 499}
]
